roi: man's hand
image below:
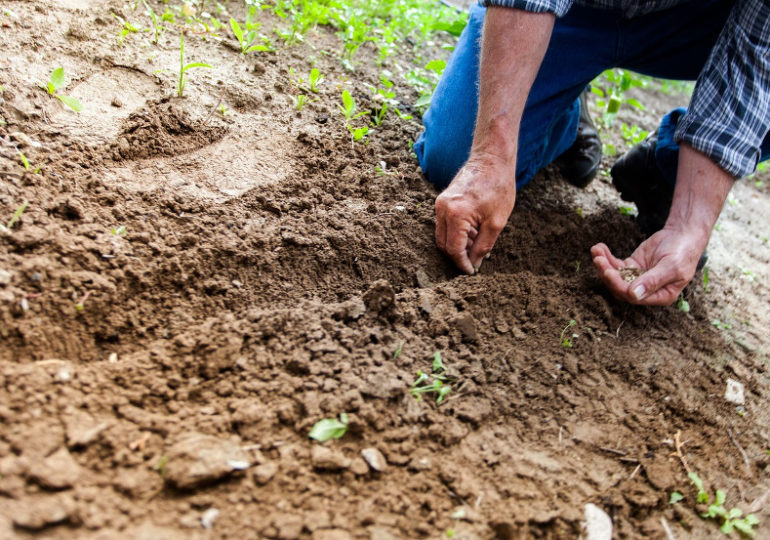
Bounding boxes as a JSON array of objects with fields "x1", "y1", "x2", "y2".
[
  {"x1": 591, "y1": 226, "x2": 707, "y2": 305},
  {"x1": 593, "y1": 143, "x2": 734, "y2": 305},
  {"x1": 433, "y1": 8, "x2": 555, "y2": 274},
  {"x1": 435, "y1": 155, "x2": 516, "y2": 274}
]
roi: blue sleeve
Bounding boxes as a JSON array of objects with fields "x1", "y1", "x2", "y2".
[
  {"x1": 675, "y1": 0, "x2": 770, "y2": 178},
  {"x1": 480, "y1": 0, "x2": 573, "y2": 17}
]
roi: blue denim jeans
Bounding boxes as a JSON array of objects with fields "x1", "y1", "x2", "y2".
[{"x1": 414, "y1": 0, "x2": 769, "y2": 190}]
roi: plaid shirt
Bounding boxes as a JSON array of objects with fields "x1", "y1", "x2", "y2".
[{"x1": 482, "y1": 0, "x2": 770, "y2": 178}]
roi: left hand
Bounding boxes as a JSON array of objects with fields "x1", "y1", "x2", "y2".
[{"x1": 591, "y1": 226, "x2": 707, "y2": 306}]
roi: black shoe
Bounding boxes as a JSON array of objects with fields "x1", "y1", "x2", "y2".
[
  {"x1": 611, "y1": 132, "x2": 708, "y2": 270},
  {"x1": 554, "y1": 90, "x2": 602, "y2": 188}
]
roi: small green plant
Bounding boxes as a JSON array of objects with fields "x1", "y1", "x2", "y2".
[
  {"x1": 18, "y1": 150, "x2": 40, "y2": 173},
  {"x1": 676, "y1": 294, "x2": 690, "y2": 313},
  {"x1": 669, "y1": 492, "x2": 684, "y2": 505},
  {"x1": 177, "y1": 33, "x2": 211, "y2": 98},
  {"x1": 339, "y1": 89, "x2": 367, "y2": 122},
  {"x1": 292, "y1": 94, "x2": 307, "y2": 110},
  {"x1": 309, "y1": 413, "x2": 349, "y2": 441},
  {"x1": 702, "y1": 266, "x2": 710, "y2": 292},
  {"x1": 153, "y1": 455, "x2": 168, "y2": 476},
  {"x1": 688, "y1": 473, "x2": 760, "y2": 536},
  {"x1": 41, "y1": 68, "x2": 82, "y2": 112},
  {"x1": 111, "y1": 225, "x2": 127, "y2": 236},
  {"x1": 393, "y1": 341, "x2": 403, "y2": 360},
  {"x1": 112, "y1": 13, "x2": 143, "y2": 45},
  {"x1": 6, "y1": 200, "x2": 28, "y2": 230},
  {"x1": 142, "y1": 0, "x2": 164, "y2": 44},
  {"x1": 619, "y1": 205, "x2": 636, "y2": 216},
  {"x1": 308, "y1": 67, "x2": 324, "y2": 92},
  {"x1": 230, "y1": 6, "x2": 270, "y2": 54},
  {"x1": 410, "y1": 352, "x2": 455, "y2": 404},
  {"x1": 560, "y1": 319, "x2": 577, "y2": 348}
]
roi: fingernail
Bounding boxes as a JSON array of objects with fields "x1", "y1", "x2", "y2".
[{"x1": 632, "y1": 285, "x2": 646, "y2": 301}]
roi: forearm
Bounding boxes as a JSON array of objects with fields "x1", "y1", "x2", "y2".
[
  {"x1": 665, "y1": 143, "x2": 735, "y2": 241},
  {"x1": 471, "y1": 8, "x2": 555, "y2": 164}
]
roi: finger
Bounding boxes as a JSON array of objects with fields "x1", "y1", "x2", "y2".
[
  {"x1": 628, "y1": 260, "x2": 687, "y2": 305},
  {"x1": 590, "y1": 243, "x2": 626, "y2": 270},
  {"x1": 435, "y1": 206, "x2": 448, "y2": 252},
  {"x1": 466, "y1": 226, "x2": 478, "y2": 251},
  {"x1": 469, "y1": 219, "x2": 504, "y2": 269},
  {"x1": 595, "y1": 258, "x2": 635, "y2": 301},
  {"x1": 445, "y1": 221, "x2": 475, "y2": 275}
]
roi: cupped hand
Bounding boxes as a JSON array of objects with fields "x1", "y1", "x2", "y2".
[
  {"x1": 435, "y1": 155, "x2": 517, "y2": 274},
  {"x1": 591, "y1": 226, "x2": 708, "y2": 306}
]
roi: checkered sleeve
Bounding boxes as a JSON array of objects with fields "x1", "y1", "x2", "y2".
[
  {"x1": 675, "y1": 0, "x2": 770, "y2": 178},
  {"x1": 480, "y1": 0, "x2": 573, "y2": 17}
]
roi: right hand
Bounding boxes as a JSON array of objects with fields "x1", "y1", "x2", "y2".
[{"x1": 435, "y1": 154, "x2": 517, "y2": 274}]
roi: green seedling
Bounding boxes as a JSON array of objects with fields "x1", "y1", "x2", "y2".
[
  {"x1": 6, "y1": 200, "x2": 28, "y2": 230},
  {"x1": 393, "y1": 341, "x2": 403, "y2": 360},
  {"x1": 560, "y1": 319, "x2": 577, "y2": 348},
  {"x1": 111, "y1": 225, "x2": 127, "y2": 236},
  {"x1": 309, "y1": 413, "x2": 349, "y2": 442},
  {"x1": 292, "y1": 94, "x2": 307, "y2": 110},
  {"x1": 410, "y1": 352, "x2": 455, "y2": 404},
  {"x1": 676, "y1": 295, "x2": 690, "y2": 313},
  {"x1": 18, "y1": 150, "x2": 41, "y2": 173},
  {"x1": 177, "y1": 33, "x2": 211, "y2": 98},
  {"x1": 688, "y1": 472, "x2": 760, "y2": 536},
  {"x1": 308, "y1": 67, "x2": 324, "y2": 92},
  {"x1": 142, "y1": 0, "x2": 164, "y2": 44},
  {"x1": 41, "y1": 68, "x2": 82, "y2": 112},
  {"x1": 230, "y1": 6, "x2": 270, "y2": 54},
  {"x1": 669, "y1": 492, "x2": 684, "y2": 504},
  {"x1": 218, "y1": 104, "x2": 228, "y2": 116},
  {"x1": 339, "y1": 89, "x2": 367, "y2": 122},
  {"x1": 619, "y1": 205, "x2": 635, "y2": 216},
  {"x1": 153, "y1": 455, "x2": 168, "y2": 476},
  {"x1": 702, "y1": 266, "x2": 710, "y2": 292},
  {"x1": 112, "y1": 13, "x2": 143, "y2": 44}
]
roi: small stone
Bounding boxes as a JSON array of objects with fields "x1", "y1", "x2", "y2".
[
  {"x1": 9, "y1": 131, "x2": 35, "y2": 148},
  {"x1": 64, "y1": 410, "x2": 110, "y2": 448},
  {"x1": 28, "y1": 447, "x2": 81, "y2": 489},
  {"x1": 201, "y1": 508, "x2": 220, "y2": 529},
  {"x1": 252, "y1": 461, "x2": 277, "y2": 485},
  {"x1": 452, "y1": 313, "x2": 478, "y2": 342},
  {"x1": 349, "y1": 457, "x2": 369, "y2": 476},
  {"x1": 583, "y1": 503, "x2": 612, "y2": 540},
  {"x1": 408, "y1": 456, "x2": 432, "y2": 471},
  {"x1": 415, "y1": 270, "x2": 432, "y2": 288},
  {"x1": 313, "y1": 529, "x2": 353, "y2": 540},
  {"x1": 418, "y1": 293, "x2": 432, "y2": 314},
  {"x1": 111, "y1": 97, "x2": 123, "y2": 108},
  {"x1": 311, "y1": 446, "x2": 350, "y2": 471},
  {"x1": 360, "y1": 448, "x2": 388, "y2": 472},
  {"x1": 164, "y1": 432, "x2": 251, "y2": 489},
  {"x1": 117, "y1": 137, "x2": 131, "y2": 156},
  {"x1": 13, "y1": 494, "x2": 76, "y2": 529},
  {"x1": 725, "y1": 378, "x2": 745, "y2": 405},
  {"x1": 0, "y1": 269, "x2": 12, "y2": 286},
  {"x1": 108, "y1": 352, "x2": 118, "y2": 363}
]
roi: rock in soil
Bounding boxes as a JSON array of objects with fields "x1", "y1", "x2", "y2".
[
  {"x1": 252, "y1": 461, "x2": 278, "y2": 485},
  {"x1": 12, "y1": 494, "x2": 76, "y2": 530},
  {"x1": 164, "y1": 432, "x2": 251, "y2": 489},
  {"x1": 583, "y1": 503, "x2": 613, "y2": 540},
  {"x1": 311, "y1": 446, "x2": 350, "y2": 471},
  {"x1": 28, "y1": 447, "x2": 81, "y2": 489},
  {"x1": 360, "y1": 447, "x2": 388, "y2": 472},
  {"x1": 362, "y1": 279, "x2": 395, "y2": 312},
  {"x1": 724, "y1": 378, "x2": 745, "y2": 405}
]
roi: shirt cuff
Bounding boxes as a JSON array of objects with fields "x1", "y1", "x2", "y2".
[
  {"x1": 675, "y1": 114, "x2": 760, "y2": 179},
  {"x1": 480, "y1": 0, "x2": 573, "y2": 17}
]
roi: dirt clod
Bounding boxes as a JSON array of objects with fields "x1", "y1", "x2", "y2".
[{"x1": 164, "y1": 432, "x2": 251, "y2": 490}]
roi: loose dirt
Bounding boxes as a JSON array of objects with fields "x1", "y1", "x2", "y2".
[{"x1": 1, "y1": 1, "x2": 768, "y2": 539}]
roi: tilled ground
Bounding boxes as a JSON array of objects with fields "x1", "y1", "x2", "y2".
[{"x1": 1, "y1": 1, "x2": 769, "y2": 538}]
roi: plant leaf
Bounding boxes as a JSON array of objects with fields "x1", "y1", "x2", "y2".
[
  {"x1": 182, "y1": 62, "x2": 212, "y2": 73},
  {"x1": 308, "y1": 417, "x2": 348, "y2": 442},
  {"x1": 56, "y1": 94, "x2": 83, "y2": 112},
  {"x1": 245, "y1": 45, "x2": 269, "y2": 52},
  {"x1": 50, "y1": 67, "x2": 65, "y2": 91},
  {"x1": 230, "y1": 18, "x2": 243, "y2": 44},
  {"x1": 669, "y1": 492, "x2": 683, "y2": 504},
  {"x1": 424, "y1": 59, "x2": 446, "y2": 73},
  {"x1": 341, "y1": 89, "x2": 355, "y2": 117}
]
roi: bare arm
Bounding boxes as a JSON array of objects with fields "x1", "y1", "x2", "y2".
[
  {"x1": 592, "y1": 143, "x2": 734, "y2": 305},
  {"x1": 435, "y1": 8, "x2": 555, "y2": 274}
]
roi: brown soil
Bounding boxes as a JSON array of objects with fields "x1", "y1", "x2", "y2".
[{"x1": 1, "y1": 1, "x2": 768, "y2": 539}]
